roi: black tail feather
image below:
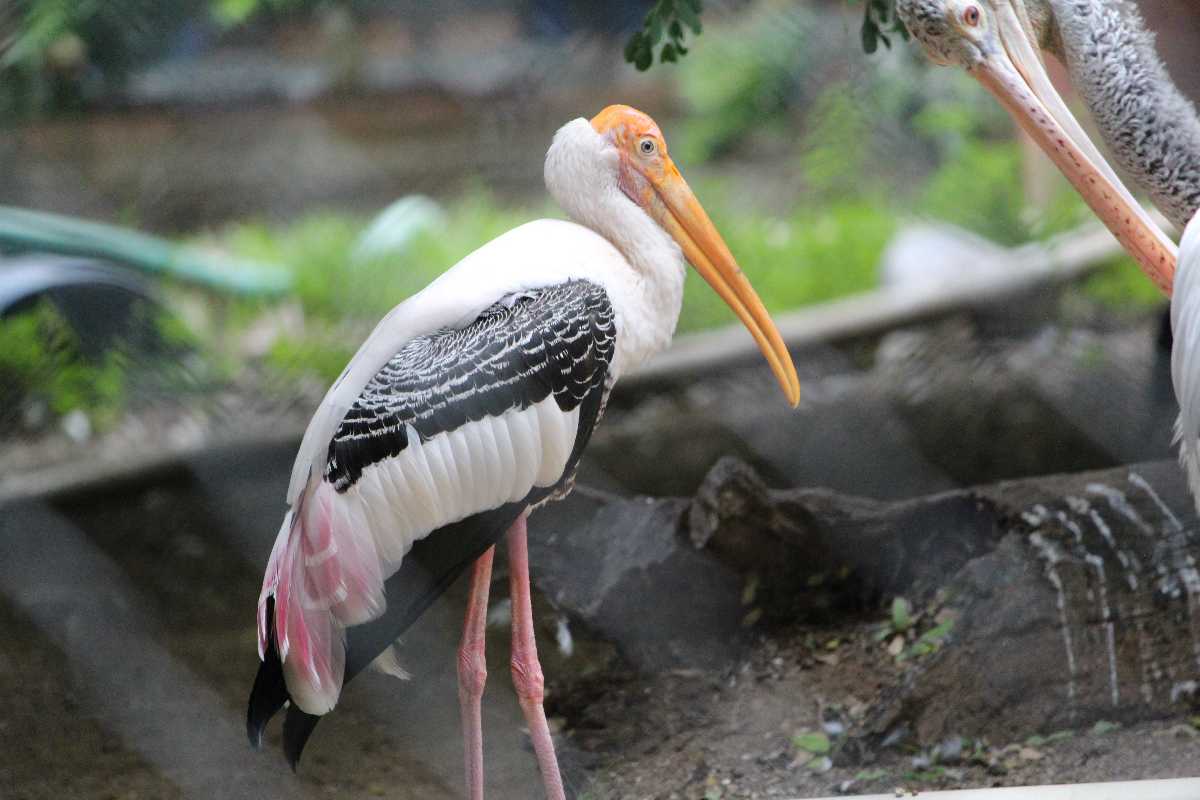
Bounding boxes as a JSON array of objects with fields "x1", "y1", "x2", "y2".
[
  {"x1": 283, "y1": 706, "x2": 321, "y2": 770},
  {"x1": 246, "y1": 598, "x2": 290, "y2": 749},
  {"x1": 251, "y1": 500, "x2": 535, "y2": 769}
]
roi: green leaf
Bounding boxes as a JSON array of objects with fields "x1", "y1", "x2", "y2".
[
  {"x1": 855, "y1": 768, "x2": 887, "y2": 782},
  {"x1": 1091, "y1": 720, "x2": 1121, "y2": 735},
  {"x1": 212, "y1": 0, "x2": 259, "y2": 27},
  {"x1": 647, "y1": 12, "x2": 663, "y2": 45},
  {"x1": 623, "y1": 33, "x2": 641, "y2": 63},
  {"x1": 891, "y1": 597, "x2": 912, "y2": 632},
  {"x1": 918, "y1": 618, "x2": 955, "y2": 645},
  {"x1": 861, "y1": 18, "x2": 878, "y2": 54},
  {"x1": 793, "y1": 731, "x2": 832, "y2": 754},
  {"x1": 677, "y1": 1, "x2": 702, "y2": 34},
  {"x1": 634, "y1": 41, "x2": 653, "y2": 71},
  {"x1": 661, "y1": 43, "x2": 677, "y2": 63}
]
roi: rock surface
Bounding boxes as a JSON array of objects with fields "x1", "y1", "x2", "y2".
[{"x1": 535, "y1": 456, "x2": 1200, "y2": 747}]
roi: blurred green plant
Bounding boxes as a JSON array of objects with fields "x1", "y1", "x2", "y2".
[
  {"x1": 799, "y1": 81, "x2": 872, "y2": 203},
  {"x1": 211, "y1": 188, "x2": 893, "y2": 381},
  {"x1": 626, "y1": 0, "x2": 907, "y2": 70},
  {"x1": 1082, "y1": 256, "x2": 1163, "y2": 312},
  {"x1": 0, "y1": 301, "x2": 127, "y2": 430},
  {"x1": 209, "y1": 0, "x2": 309, "y2": 27},
  {"x1": 679, "y1": 198, "x2": 894, "y2": 333},
  {"x1": 917, "y1": 141, "x2": 1026, "y2": 245},
  {"x1": 0, "y1": 0, "x2": 339, "y2": 115},
  {"x1": 216, "y1": 190, "x2": 539, "y2": 324},
  {"x1": 670, "y1": 4, "x2": 820, "y2": 163},
  {"x1": 265, "y1": 326, "x2": 355, "y2": 384}
]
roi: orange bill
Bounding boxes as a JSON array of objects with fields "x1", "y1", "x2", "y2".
[{"x1": 651, "y1": 166, "x2": 801, "y2": 406}]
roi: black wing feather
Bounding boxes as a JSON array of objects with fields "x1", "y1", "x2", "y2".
[{"x1": 325, "y1": 280, "x2": 615, "y2": 492}]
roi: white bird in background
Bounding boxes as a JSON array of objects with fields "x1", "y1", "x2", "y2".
[
  {"x1": 246, "y1": 105, "x2": 801, "y2": 800},
  {"x1": 896, "y1": 0, "x2": 1200, "y2": 503}
]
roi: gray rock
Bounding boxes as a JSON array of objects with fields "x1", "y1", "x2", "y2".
[
  {"x1": 536, "y1": 455, "x2": 1200, "y2": 746},
  {"x1": 531, "y1": 487, "x2": 747, "y2": 672}
]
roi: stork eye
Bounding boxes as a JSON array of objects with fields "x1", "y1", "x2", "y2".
[
  {"x1": 963, "y1": 5, "x2": 981, "y2": 26},
  {"x1": 639, "y1": 138, "x2": 656, "y2": 155}
]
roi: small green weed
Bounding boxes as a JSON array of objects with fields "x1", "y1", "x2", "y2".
[{"x1": 0, "y1": 302, "x2": 128, "y2": 430}]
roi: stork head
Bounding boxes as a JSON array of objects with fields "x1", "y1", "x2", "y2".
[
  {"x1": 547, "y1": 104, "x2": 800, "y2": 406},
  {"x1": 896, "y1": 0, "x2": 1176, "y2": 294}
]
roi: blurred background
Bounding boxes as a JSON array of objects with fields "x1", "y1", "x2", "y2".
[{"x1": 3, "y1": 1, "x2": 1200, "y2": 799}]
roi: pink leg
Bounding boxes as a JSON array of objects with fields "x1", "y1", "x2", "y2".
[
  {"x1": 507, "y1": 515, "x2": 566, "y2": 800},
  {"x1": 458, "y1": 546, "x2": 495, "y2": 800}
]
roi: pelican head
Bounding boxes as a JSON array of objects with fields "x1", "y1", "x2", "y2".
[
  {"x1": 896, "y1": 0, "x2": 1177, "y2": 294},
  {"x1": 548, "y1": 104, "x2": 800, "y2": 406}
]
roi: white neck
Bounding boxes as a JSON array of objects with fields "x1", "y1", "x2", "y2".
[{"x1": 544, "y1": 119, "x2": 687, "y2": 376}]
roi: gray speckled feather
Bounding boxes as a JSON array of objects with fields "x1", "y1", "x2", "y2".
[{"x1": 1047, "y1": 0, "x2": 1200, "y2": 229}]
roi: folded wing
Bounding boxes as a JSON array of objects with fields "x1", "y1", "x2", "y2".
[{"x1": 251, "y1": 279, "x2": 617, "y2": 727}]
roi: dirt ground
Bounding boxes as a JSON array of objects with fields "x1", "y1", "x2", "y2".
[
  {"x1": 570, "y1": 622, "x2": 1200, "y2": 799},
  {"x1": 1, "y1": 472, "x2": 1197, "y2": 800}
]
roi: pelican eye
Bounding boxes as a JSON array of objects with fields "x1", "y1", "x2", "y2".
[
  {"x1": 639, "y1": 138, "x2": 656, "y2": 155},
  {"x1": 963, "y1": 5, "x2": 981, "y2": 26}
]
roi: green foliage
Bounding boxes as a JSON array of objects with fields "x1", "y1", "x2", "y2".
[
  {"x1": 900, "y1": 617, "x2": 955, "y2": 660},
  {"x1": 792, "y1": 731, "x2": 831, "y2": 755},
  {"x1": 219, "y1": 191, "x2": 545, "y2": 382},
  {"x1": 1, "y1": 0, "x2": 97, "y2": 71},
  {"x1": 918, "y1": 141, "x2": 1027, "y2": 245},
  {"x1": 0, "y1": 301, "x2": 127, "y2": 428},
  {"x1": 859, "y1": 0, "x2": 911, "y2": 54},
  {"x1": 1082, "y1": 256, "x2": 1163, "y2": 311},
  {"x1": 1, "y1": 0, "x2": 338, "y2": 115},
  {"x1": 214, "y1": 189, "x2": 893, "y2": 381},
  {"x1": 218, "y1": 190, "x2": 539, "y2": 324},
  {"x1": 626, "y1": 0, "x2": 908, "y2": 69},
  {"x1": 799, "y1": 82, "x2": 871, "y2": 203},
  {"x1": 678, "y1": 199, "x2": 894, "y2": 334},
  {"x1": 625, "y1": 0, "x2": 704, "y2": 71},
  {"x1": 916, "y1": 140, "x2": 1091, "y2": 246},
  {"x1": 1025, "y1": 730, "x2": 1075, "y2": 747},
  {"x1": 890, "y1": 596, "x2": 912, "y2": 633},
  {"x1": 671, "y1": 5, "x2": 821, "y2": 163},
  {"x1": 265, "y1": 328, "x2": 355, "y2": 384},
  {"x1": 210, "y1": 0, "x2": 315, "y2": 28}
]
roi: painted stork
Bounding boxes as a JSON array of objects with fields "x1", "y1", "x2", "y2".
[
  {"x1": 896, "y1": 0, "x2": 1200, "y2": 502},
  {"x1": 246, "y1": 105, "x2": 801, "y2": 799}
]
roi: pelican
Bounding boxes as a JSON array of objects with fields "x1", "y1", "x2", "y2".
[
  {"x1": 895, "y1": 0, "x2": 1200, "y2": 501},
  {"x1": 245, "y1": 105, "x2": 801, "y2": 800}
]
